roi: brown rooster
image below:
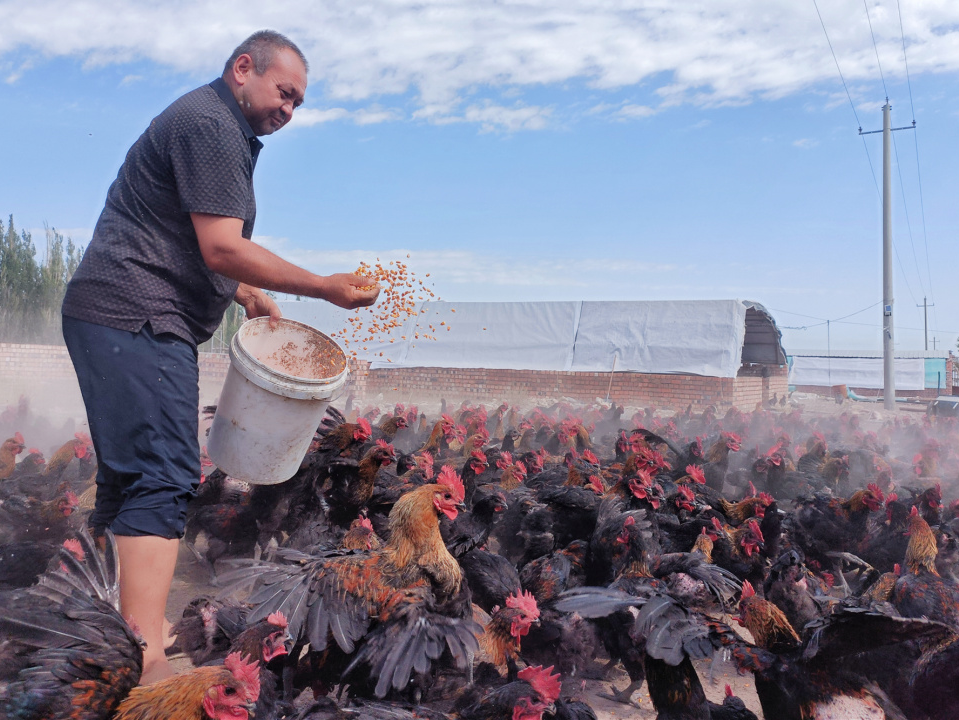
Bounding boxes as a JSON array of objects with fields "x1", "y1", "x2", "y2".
[
  {"x1": 0, "y1": 431, "x2": 25, "y2": 480},
  {"x1": 373, "y1": 413, "x2": 409, "y2": 443},
  {"x1": 114, "y1": 652, "x2": 260, "y2": 720},
  {"x1": 324, "y1": 440, "x2": 397, "y2": 528},
  {"x1": 0, "y1": 484, "x2": 79, "y2": 543},
  {"x1": 313, "y1": 408, "x2": 373, "y2": 464},
  {"x1": 475, "y1": 589, "x2": 540, "y2": 678},
  {"x1": 41, "y1": 431, "x2": 94, "y2": 482},
  {"x1": 717, "y1": 491, "x2": 774, "y2": 527},
  {"x1": 892, "y1": 505, "x2": 959, "y2": 630},
  {"x1": 224, "y1": 466, "x2": 480, "y2": 700}
]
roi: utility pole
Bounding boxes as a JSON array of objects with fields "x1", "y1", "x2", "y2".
[
  {"x1": 860, "y1": 101, "x2": 915, "y2": 411},
  {"x1": 917, "y1": 297, "x2": 934, "y2": 351}
]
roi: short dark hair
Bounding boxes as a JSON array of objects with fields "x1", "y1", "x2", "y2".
[{"x1": 223, "y1": 30, "x2": 309, "y2": 77}]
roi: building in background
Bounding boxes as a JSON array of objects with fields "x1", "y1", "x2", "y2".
[{"x1": 788, "y1": 349, "x2": 956, "y2": 401}]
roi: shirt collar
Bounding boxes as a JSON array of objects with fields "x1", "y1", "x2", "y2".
[{"x1": 209, "y1": 77, "x2": 264, "y2": 168}]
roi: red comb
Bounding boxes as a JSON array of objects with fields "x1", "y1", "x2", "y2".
[
  {"x1": 62, "y1": 538, "x2": 84, "y2": 561},
  {"x1": 357, "y1": 417, "x2": 372, "y2": 437},
  {"x1": 741, "y1": 580, "x2": 756, "y2": 599},
  {"x1": 686, "y1": 465, "x2": 706, "y2": 484},
  {"x1": 506, "y1": 589, "x2": 540, "y2": 620},
  {"x1": 518, "y1": 665, "x2": 562, "y2": 704},
  {"x1": 14, "y1": 432, "x2": 24, "y2": 444},
  {"x1": 437, "y1": 466, "x2": 465, "y2": 503},
  {"x1": 582, "y1": 449, "x2": 599, "y2": 464},
  {"x1": 223, "y1": 652, "x2": 260, "y2": 702},
  {"x1": 725, "y1": 684, "x2": 733, "y2": 698},
  {"x1": 266, "y1": 612, "x2": 288, "y2": 629}
]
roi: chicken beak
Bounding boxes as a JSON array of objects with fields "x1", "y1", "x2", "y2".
[{"x1": 244, "y1": 701, "x2": 257, "y2": 718}]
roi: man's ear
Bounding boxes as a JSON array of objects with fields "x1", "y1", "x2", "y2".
[{"x1": 232, "y1": 53, "x2": 255, "y2": 86}]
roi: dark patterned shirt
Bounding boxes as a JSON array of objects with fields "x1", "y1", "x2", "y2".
[{"x1": 62, "y1": 78, "x2": 263, "y2": 346}]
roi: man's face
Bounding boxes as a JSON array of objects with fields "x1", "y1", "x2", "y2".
[{"x1": 234, "y1": 48, "x2": 307, "y2": 136}]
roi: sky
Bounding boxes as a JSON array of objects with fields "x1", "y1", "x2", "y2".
[{"x1": 2, "y1": 0, "x2": 958, "y2": 357}]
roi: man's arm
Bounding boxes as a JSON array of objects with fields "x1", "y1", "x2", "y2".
[{"x1": 192, "y1": 213, "x2": 379, "y2": 310}]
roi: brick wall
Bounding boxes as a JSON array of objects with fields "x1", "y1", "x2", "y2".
[
  {"x1": 1, "y1": 342, "x2": 788, "y2": 415},
  {"x1": 349, "y1": 360, "x2": 789, "y2": 411}
]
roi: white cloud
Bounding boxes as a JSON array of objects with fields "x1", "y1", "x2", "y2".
[
  {"x1": 289, "y1": 105, "x2": 400, "y2": 127},
  {"x1": 461, "y1": 102, "x2": 552, "y2": 132},
  {"x1": 612, "y1": 103, "x2": 656, "y2": 120},
  {"x1": 250, "y1": 240, "x2": 681, "y2": 296},
  {"x1": 290, "y1": 107, "x2": 355, "y2": 127},
  {"x1": 793, "y1": 138, "x2": 819, "y2": 148},
  {"x1": 4, "y1": 1, "x2": 958, "y2": 129}
]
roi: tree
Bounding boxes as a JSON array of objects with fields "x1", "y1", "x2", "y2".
[{"x1": 0, "y1": 215, "x2": 83, "y2": 344}]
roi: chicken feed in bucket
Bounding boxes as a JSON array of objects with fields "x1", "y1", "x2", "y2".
[{"x1": 206, "y1": 317, "x2": 348, "y2": 484}]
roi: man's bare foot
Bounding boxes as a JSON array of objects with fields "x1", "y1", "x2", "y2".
[
  {"x1": 139, "y1": 657, "x2": 174, "y2": 685},
  {"x1": 163, "y1": 617, "x2": 177, "y2": 650}
]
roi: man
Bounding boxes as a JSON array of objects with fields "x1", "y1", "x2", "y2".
[{"x1": 61, "y1": 30, "x2": 379, "y2": 684}]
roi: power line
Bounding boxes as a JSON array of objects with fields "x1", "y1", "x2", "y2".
[
  {"x1": 892, "y1": 131, "x2": 925, "y2": 297},
  {"x1": 812, "y1": 0, "x2": 883, "y2": 200},
  {"x1": 895, "y1": 0, "x2": 937, "y2": 334},
  {"x1": 812, "y1": 0, "x2": 864, "y2": 130},
  {"x1": 770, "y1": 301, "x2": 881, "y2": 326},
  {"x1": 862, "y1": 0, "x2": 889, "y2": 98}
]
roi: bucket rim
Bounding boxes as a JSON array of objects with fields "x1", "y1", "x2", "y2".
[{"x1": 233, "y1": 316, "x2": 348, "y2": 385}]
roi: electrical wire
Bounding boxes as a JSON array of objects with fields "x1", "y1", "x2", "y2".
[
  {"x1": 895, "y1": 0, "x2": 937, "y2": 334},
  {"x1": 892, "y1": 131, "x2": 925, "y2": 297},
  {"x1": 812, "y1": 0, "x2": 883, "y2": 200},
  {"x1": 862, "y1": 0, "x2": 889, "y2": 98}
]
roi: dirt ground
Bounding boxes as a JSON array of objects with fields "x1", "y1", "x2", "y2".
[{"x1": 165, "y1": 393, "x2": 935, "y2": 718}]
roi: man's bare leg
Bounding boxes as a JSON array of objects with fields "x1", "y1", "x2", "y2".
[{"x1": 115, "y1": 535, "x2": 179, "y2": 685}]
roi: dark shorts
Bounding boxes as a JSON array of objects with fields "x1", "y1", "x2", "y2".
[{"x1": 62, "y1": 316, "x2": 200, "y2": 538}]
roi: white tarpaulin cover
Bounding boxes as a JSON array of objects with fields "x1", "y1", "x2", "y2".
[
  {"x1": 278, "y1": 299, "x2": 773, "y2": 378},
  {"x1": 570, "y1": 300, "x2": 746, "y2": 376},
  {"x1": 788, "y1": 356, "x2": 926, "y2": 390}
]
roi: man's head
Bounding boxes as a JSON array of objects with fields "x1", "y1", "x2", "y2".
[{"x1": 223, "y1": 30, "x2": 308, "y2": 136}]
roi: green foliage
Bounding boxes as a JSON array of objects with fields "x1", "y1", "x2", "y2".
[
  {"x1": 0, "y1": 214, "x2": 84, "y2": 344},
  {"x1": 200, "y1": 300, "x2": 246, "y2": 353}
]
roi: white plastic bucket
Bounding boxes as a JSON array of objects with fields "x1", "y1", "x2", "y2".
[{"x1": 206, "y1": 317, "x2": 349, "y2": 484}]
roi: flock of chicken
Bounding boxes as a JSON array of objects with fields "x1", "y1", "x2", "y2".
[{"x1": 2, "y1": 394, "x2": 959, "y2": 720}]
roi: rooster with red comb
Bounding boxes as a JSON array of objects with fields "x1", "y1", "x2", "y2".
[{"x1": 220, "y1": 465, "x2": 479, "y2": 702}]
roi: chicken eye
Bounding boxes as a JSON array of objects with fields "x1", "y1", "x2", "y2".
[
  {"x1": 444, "y1": 493, "x2": 452, "y2": 500},
  {"x1": 224, "y1": 687, "x2": 237, "y2": 695}
]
